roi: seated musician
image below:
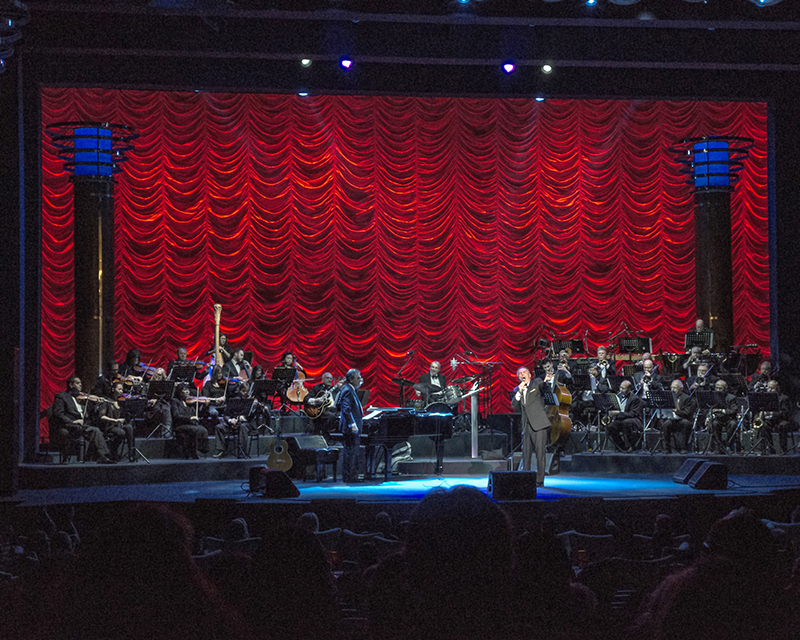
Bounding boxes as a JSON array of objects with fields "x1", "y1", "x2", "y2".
[
  {"x1": 758, "y1": 380, "x2": 792, "y2": 455},
  {"x1": 633, "y1": 359, "x2": 663, "y2": 398},
  {"x1": 205, "y1": 333, "x2": 233, "y2": 365},
  {"x1": 687, "y1": 363, "x2": 717, "y2": 394},
  {"x1": 96, "y1": 381, "x2": 136, "y2": 462},
  {"x1": 416, "y1": 361, "x2": 446, "y2": 405},
  {"x1": 749, "y1": 361, "x2": 773, "y2": 392},
  {"x1": 593, "y1": 346, "x2": 616, "y2": 380},
  {"x1": 51, "y1": 377, "x2": 114, "y2": 464},
  {"x1": 307, "y1": 372, "x2": 343, "y2": 433},
  {"x1": 91, "y1": 359, "x2": 120, "y2": 399},
  {"x1": 273, "y1": 351, "x2": 304, "y2": 412},
  {"x1": 606, "y1": 380, "x2": 644, "y2": 453},
  {"x1": 571, "y1": 365, "x2": 610, "y2": 427},
  {"x1": 661, "y1": 379, "x2": 697, "y2": 454},
  {"x1": 201, "y1": 365, "x2": 229, "y2": 426},
  {"x1": 212, "y1": 384, "x2": 253, "y2": 459},
  {"x1": 170, "y1": 384, "x2": 210, "y2": 459},
  {"x1": 118, "y1": 348, "x2": 147, "y2": 379},
  {"x1": 708, "y1": 379, "x2": 739, "y2": 455},
  {"x1": 222, "y1": 348, "x2": 252, "y2": 381},
  {"x1": 683, "y1": 346, "x2": 704, "y2": 378}
]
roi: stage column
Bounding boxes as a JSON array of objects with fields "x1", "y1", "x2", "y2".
[
  {"x1": 45, "y1": 123, "x2": 138, "y2": 386},
  {"x1": 670, "y1": 137, "x2": 753, "y2": 352}
]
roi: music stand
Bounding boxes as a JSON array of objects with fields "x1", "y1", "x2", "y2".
[
  {"x1": 250, "y1": 379, "x2": 281, "y2": 399},
  {"x1": 552, "y1": 339, "x2": 585, "y2": 355},
  {"x1": 619, "y1": 337, "x2": 651, "y2": 354},
  {"x1": 695, "y1": 390, "x2": 729, "y2": 454},
  {"x1": 719, "y1": 373, "x2": 747, "y2": 396},
  {"x1": 243, "y1": 351, "x2": 254, "y2": 365},
  {"x1": 646, "y1": 390, "x2": 677, "y2": 454},
  {"x1": 606, "y1": 375, "x2": 630, "y2": 392},
  {"x1": 571, "y1": 374, "x2": 590, "y2": 392},
  {"x1": 271, "y1": 367, "x2": 297, "y2": 385},
  {"x1": 169, "y1": 363, "x2": 196, "y2": 382},
  {"x1": 743, "y1": 392, "x2": 780, "y2": 455},
  {"x1": 147, "y1": 380, "x2": 175, "y2": 401},
  {"x1": 685, "y1": 331, "x2": 713, "y2": 352}
]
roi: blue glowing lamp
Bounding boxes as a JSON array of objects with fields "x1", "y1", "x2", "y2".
[
  {"x1": 45, "y1": 121, "x2": 138, "y2": 179},
  {"x1": 669, "y1": 136, "x2": 753, "y2": 193}
]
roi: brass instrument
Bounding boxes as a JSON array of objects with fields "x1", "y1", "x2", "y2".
[{"x1": 752, "y1": 412, "x2": 765, "y2": 431}]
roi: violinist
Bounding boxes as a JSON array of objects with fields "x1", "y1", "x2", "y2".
[
  {"x1": 167, "y1": 347, "x2": 204, "y2": 383},
  {"x1": 212, "y1": 384, "x2": 253, "y2": 459},
  {"x1": 91, "y1": 359, "x2": 120, "y2": 400},
  {"x1": 205, "y1": 333, "x2": 233, "y2": 365},
  {"x1": 170, "y1": 385, "x2": 210, "y2": 459},
  {"x1": 201, "y1": 365, "x2": 229, "y2": 427},
  {"x1": 97, "y1": 381, "x2": 136, "y2": 462},
  {"x1": 118, "y1": 348, "x2": 145, "y2": 379},
  {"x1": 222, "y1": 348, "x2": 251, "y2": 382},
  {"x1": 51, "y1": 377, "x2": 114, "y2": 464}
]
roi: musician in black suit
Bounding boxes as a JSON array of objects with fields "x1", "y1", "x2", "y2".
[
  {"x1": 708, "y1": 379, "x2": 739, "y2": 454},
  {"x1": 308, "y1": 372, "x2": 342, "y2": 433},
  {"x1": 571, "y1": 365, "x2": 611, "y2": 427},
  {"x1": 222, "y1": 348, "x2": 251, "y2": 381},
  {"x1": 633, "y1": 359, "x2": 663, "y2": 397},
  {"x1": 511, "y1": 366, "x2": 551, "y2": 486},
  {"x1": 170, "y1": 385, "x2": 210, "y2": 459},
  {"x1": 606, "y1": 380, "x2": 644, "y2": 452},
  {"x1": 759, "y1": 380, "x2": 792, "y2": 455},
  {"x1": 337, "y1": 369, "x2": 364, "y2": 483},
  {"x1": 748, "y1": 361, "x2": 773, "y2": 393},
  {"x1": 661, "y1": 379, "x2": 697, "y2": 454},
  {"x1": 416, "y1": 361, "x2": 446, "y2": 404},
  {"x1": 687, "y1": 363, "x2": 718, "y2": 394},
  {"x1": 593, "y1": 346, "x2": 616, "y2": 381},
  {"x1": 91, "y1": 359, "x2": 120, "y2": 399},
  {"x1": 685, "y1": 318, "x2": 715, "y2": 350},
  {"x1": 51, "y1": 376, "x2": 114, "y2": 464}
]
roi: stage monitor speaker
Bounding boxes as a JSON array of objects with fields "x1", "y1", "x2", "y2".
[
  {"x1": 672, "y1": 458, "x2": 709, "y2": 485},
  {"x1": 688, "y1": 462, "x2": 728, "y2": 490},
  {"x1": 249, "y1": 466, "x2": 301, "y2": 498},
  {"x1": 488, "y1": 471, "x2": 537, "y2": 501}
]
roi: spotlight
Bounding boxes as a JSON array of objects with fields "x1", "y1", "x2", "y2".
[
  {"x1": 340, "y1": 57, "x2": 354, "y2": 70},
  {"x1": 502, "y1": 61, "x2": 516, "y2": 74},
  {"x1": 300, "y1": 58, "x2": 312, "y2": 68},
  {"x1": 586, "y1": 0, "x2": 596, "y2": 5},
  {"x1": 542, "y1": 64, "x2": 553, "y2": 74},
  {"x1": 535, "y1": 96, "x2": 545, "y2": 102},
  {"x1": 298, "y1": 91, "x2": 309, "y2": 97},
  {"x1": 457, "y1": 0, "x2": 470, "y2": 4}
]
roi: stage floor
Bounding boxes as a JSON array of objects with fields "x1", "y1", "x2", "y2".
[{"x1": 6, "y1": 470, "x2": 800, "y2": 508}]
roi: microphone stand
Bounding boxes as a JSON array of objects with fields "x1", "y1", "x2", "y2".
[{"x1": 392, "y1": 352, "x2": 416, "y2": 408}]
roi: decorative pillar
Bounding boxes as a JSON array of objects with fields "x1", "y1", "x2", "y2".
[
  {"x1": 45, "y1": 122, "x2": 137, "y2": 387},
  {"x1": 670, "y1": 136, "x2": 753, "y2": 353}
]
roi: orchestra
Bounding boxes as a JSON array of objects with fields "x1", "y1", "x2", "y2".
[{"x1": 50, "y1": 316, "x2": 794, "y2": 473}]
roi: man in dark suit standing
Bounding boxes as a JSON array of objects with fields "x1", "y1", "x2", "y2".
[
  {"x1": 606, "y1": 380, "x2": 644, "y2": 452},
  {"x1": 337, "y1": 368, "x2": 364, "y2": 483},
  {"x1": 511, "y1": 366, "x2": 551, "y2": 487},
  {"x1": 51, "y1": 376, "x2": 114, "y2": 463}
]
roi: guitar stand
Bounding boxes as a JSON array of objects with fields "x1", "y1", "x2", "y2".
[{"x1": 147, "y1": 422, "x2": 170, "y2": 439}]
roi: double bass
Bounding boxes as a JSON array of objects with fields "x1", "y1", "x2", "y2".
[{"x1": 547, "y1": 380, "x2": 573, "y2": 446}]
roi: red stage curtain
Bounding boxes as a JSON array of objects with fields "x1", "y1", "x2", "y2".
[{"x1": 40, "y1": 91, "x2": 769, "y2": 432}]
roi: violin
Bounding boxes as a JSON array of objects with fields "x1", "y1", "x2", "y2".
[{"x1": 77, "y1": 393, "x2": 105, "y2": 403}]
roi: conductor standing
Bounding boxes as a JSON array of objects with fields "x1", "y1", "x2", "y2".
[{"x1": 511, "y1": 366, "x2": 551, "y2": 487}]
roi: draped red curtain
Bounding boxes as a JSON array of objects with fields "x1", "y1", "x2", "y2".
[{"x1": 40, "y1": 90, "x2": 769, "y2": 431}]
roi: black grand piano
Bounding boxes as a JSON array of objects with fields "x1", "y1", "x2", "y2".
[{"x1": 362, "y1": 405, "x2": 454, "y2": 478}]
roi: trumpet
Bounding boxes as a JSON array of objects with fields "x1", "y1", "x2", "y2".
[{"x1": 752, "y1": 412, "x2": 765, "y2": 431}]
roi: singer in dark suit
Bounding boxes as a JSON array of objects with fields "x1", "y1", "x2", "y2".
[
  {"x1": 511, "y1": 367, "x2": 551, "y2": 486},
  {"x1": 337, "y1": 369, "x2": 364, "y2": 483}
]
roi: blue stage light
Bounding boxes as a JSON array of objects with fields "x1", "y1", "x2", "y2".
[
  {"x1": 340, "y1": 58, "x2": 353, "y2": 70},
  {"x1": 535, "y1": 96, "x2": 545, "y2": 102},
  {"x1": 542, "y1": 64, "x2": 553, "y2": 74},
  {"x1": 586, "y1": 0, "x2": 597, "y2": 5},
  {"x1": 502, "y1": 62, "x2": 516, "y2": 74}
]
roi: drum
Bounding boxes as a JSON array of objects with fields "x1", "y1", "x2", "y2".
[
  {"x1": 443, "y1": 385, "x2": 462, "y2": 405},
  {"x1": 424, "y1": 402, "x2": 454, "y2": 415},
  {"x1": 407, "y1": 398, "x2": 425, "y2": 411}
]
